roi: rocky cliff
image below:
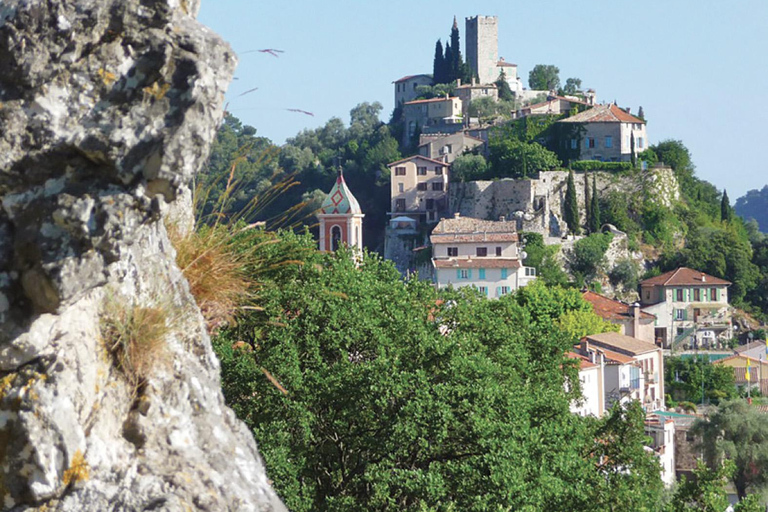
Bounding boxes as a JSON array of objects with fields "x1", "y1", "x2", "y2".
[{"x1": 0, "y1": 0, "x2": 286, "y2": 510}]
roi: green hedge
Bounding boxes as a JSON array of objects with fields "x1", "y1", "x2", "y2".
[{"x1": 571, "y1": 160, "x2": 633, "y2": 172}]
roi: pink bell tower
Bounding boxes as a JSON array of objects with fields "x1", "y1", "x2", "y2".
[{"x1": 317, "y1": 169, "x2": 364, "y2": 253}]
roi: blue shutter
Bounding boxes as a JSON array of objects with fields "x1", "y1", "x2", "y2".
[
  {"x1": 501, "y1": 268, "x2": 508, "y2": 279},
  {"x1": 496, "y1": 287, "x2": 501, "y2": 297},
  {"x1": 485, "y1": 287, "x2": 489, "y2": 296},
  {"x1": 467, "y1": 269, "x2": 472, "y2": 279},
  {"x1": 456, "y1": 269, "x2": 461, "y2": 280},
  {"x1": 479, "y1": 268, "x2": 486, "y2": 280}
]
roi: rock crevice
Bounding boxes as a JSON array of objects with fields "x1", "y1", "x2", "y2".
[{"x1": 0, "y1": 1, "x2": 286, "y2": 510}]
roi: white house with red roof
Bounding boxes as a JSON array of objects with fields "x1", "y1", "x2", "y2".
[
  {"x1": 317, "y1": 170, "x2": 364, "y2": 253},
  {"x1": 557, "y1": 103, "x2": 647, "y2": 163},
  {"x1": 388, "y1": 155, "x2": 449, "y2": 225},
  {"x1": 430, "y1": 214, "x2": 536, "y2": 298},
  {"x1": 639, "y1": 267, "x2": 732, "y2": 350},
  {"x1": 582, "y1": 290, "x2": 656, "y2": 343},
  {"x1": 393, "y1": 74, "x2": 433, "y2": 107},
  {"x1": 578, "y1": 332, "x2": 665, "y2": 412}
]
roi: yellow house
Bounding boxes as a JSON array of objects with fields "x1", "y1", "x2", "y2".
[{"x1": 714, "y1": 354, "x2": 768, "y2": 394}]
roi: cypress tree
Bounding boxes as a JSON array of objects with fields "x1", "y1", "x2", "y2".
[
  {"x1": 433, "y1": 40, "x2": 445, "y2": 84},
  {"x1": 721, "y1": 189, "x2": 732, "y2": 222},
  {"x1": 450, "y1": 16, "x2": 461, "y2": 81},
  {"x1": 589, "y1": 175, "x2": 601, "y2": 233},
  {"x1": 637, "y1": 106, "x2": 645, "y2": 120},
  {"x1": 584, "y1": 172, "x2": 592, "y2": 230},
  {"x1": 630, "y1": 134, "x2": 636, "y2": 167},
  {"x1": 444, "y1": 43, "x2": 453, "y2": 83},
  {"x1": 564, "y1": 170, "x2": 580, "y2": 235}
]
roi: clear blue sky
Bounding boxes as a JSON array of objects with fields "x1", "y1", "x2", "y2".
[{"x1": 198, "y1": 0, "x2": 768, "y2": 199}]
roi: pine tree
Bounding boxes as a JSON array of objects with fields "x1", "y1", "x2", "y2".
[
  {"x1": 450, "y1": 16, "x2": 461, "y2": 81},
  {"x1": 721, "y1": 189, "x2": 732, "y2": 222},
  {"x1": 584, "y1": 172, "x2": 592, "y2": 229},
  {"x1": 433, "y1": 40, "x2": 445, "y2": 84},
  {"x1": 564, "y1": 170, "x2": 580, "y2": 235},
  {"x1": 589, "y1": 175, "x2": 601, "y2": 233}
]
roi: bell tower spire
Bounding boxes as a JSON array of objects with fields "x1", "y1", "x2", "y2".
[{"x1": 317, "y1": 166, "x2": 364, "y2": 253}]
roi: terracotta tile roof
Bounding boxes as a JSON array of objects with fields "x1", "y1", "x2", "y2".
[
  {"x1": 558, "y1": 103, "x2": 645, "y2": 124},
  {"x1": 433, "y1": 258, "x2": 522, "y2": 269},
  {"x1": 404, "y1": 96, "x2": 459, "y2": 105},
  {"x1": 431, "y1": 233, "x2": 519, "y2": 243},
  {"x1": 431, "y1": 216, "x2": 518, "y2": 236},
  {"x1": 582, "y1": 291, "x2": 655, "y2": 322},
  {"x1": 585, "y1": 332, "x2": 659, "y2": 357},
  {"x1": 387, "y1": 155, "x2": 447, "y2": 167},
  {"x1": 640, "y1": 267, "x2": 731, "y2": 287},
  {"x1": 393, "y1": 74, "x2": 432, "y2": 83},
  {"x1": 456, "y1": 83, "x2": 498, "y2": 90},
  {"x1": 566, "y1": 351, "x2": 598, "y2": 370},
  {"x1": 497, "y1": 58, "x2": 517, "y2": 67},
  {"x1": 713, "y1": 353, "x2": 768, "y2": 366}
]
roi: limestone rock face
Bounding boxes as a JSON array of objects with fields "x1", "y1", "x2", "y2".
[{"x1": 0, "y1": 1, "x2": 286, "y2": 510}]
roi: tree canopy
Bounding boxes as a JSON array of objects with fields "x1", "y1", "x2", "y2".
[
  {"x1": 213, "y1": 235, "x2": 663, "y2": 512},
  {"x1": 735, "y1": 185, "x2": 768, "y2": 233},
  {"x1": 528, "y1": 64, "x2": 561, "y2": 91}
]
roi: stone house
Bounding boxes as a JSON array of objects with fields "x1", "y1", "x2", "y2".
[
  {"x1": 639, "y1": 267, "x2": 732, "y2": 350},
  {"x1": 430, "y1": 214, "x2": 536, "y2": 298},
  {"x1": 566, "y1": 351, "x2": 605, "y2": 417},
  {"x1": 556, "y1": 103, "x2": 647, "y2": 162},
  {"x1": 402, "y1": 96, "x2": 463, "y2": 146},
  {"x1": 393, "y1": 74, "x2": 433, "y2": 107},
  {"x1": 454, "y1": 78, "x2": 498, "y2": 118},
  {"x1": 417, "y1": 132, "x2": 485, "y2": 164},
  {"x1": 582, "y1": 291, "x2": 656, "y2": 343},
  {"x1": 513, "y1": 95, "x2": 592, "y2": 119},
  {"x1": 578, "y1": 332, "x2": 665, "y2": 412},
  {"x1": 388, "y1": 155, "x2": 449, "y2": 224}
]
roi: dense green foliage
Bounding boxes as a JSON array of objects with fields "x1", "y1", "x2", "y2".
[
  {"x1": 528, "y1": 64, "x2": 560, "y2": 91},
  {"x1": 431, "y1": 18, "x2": 472, "y2": 85},
  {"x1": 735, "y1": 185, "x2": 768, "y2": 233},
  {"x1": 487, "y1": 137, "x2": 560, "y2": 179},
  {"x1": 571, "y1": 233, "x2": 614, "y2": 282},
  {"x1": 665, "y1": 356, "x2": 737, "y2": 405},
  {"x1": 570, "y1": 160, "x2": 633, "y2": 172},
  {"x1": 560, "y1": 77, "x2": 582, "y2": 95},
  {"x1": 693, "y1": 400, "x2": 768, "y2": 499},
  {"x1": 495, "y1": 70, "x2": 515, "y2": 101},
  {"x1": 213, "y1": 233, "x2": 663, "y2": 511},
  {"x1": 665, "y1": 460, "x2": 764, "y2": 512},
  {"x1": 449, "y1": 153, "x2": 488, "y2": 182},
  {"x1": 522, "y1": 232, "x2": 570, "y2": 287}
]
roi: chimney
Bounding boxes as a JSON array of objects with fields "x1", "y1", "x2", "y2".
[
  {"x1": 702, "y1": 274, "x2": 706, "y2": 283},
  {"x1": 471, "y1": 77, "x2": 476, "y2": 86},
  {"x1": 456, "y1": 78, "x2": 461, "y2": 87},
  {"x1": 632, "y1": 302, "x2": 641, "y2": 338},
  {"x1": 499, "y1": 215, "x2": 506, "y2": 222},
  {"x1": 454, "y1": 212, "x2": 461, "y2": 219}
]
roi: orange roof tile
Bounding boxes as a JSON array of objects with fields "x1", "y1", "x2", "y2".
[
  {"x1": 582, "y1": 291, "x2": 655, "y2": 322},
  {"x1": 431, "y1": 233, "x2": 519, "y2": 243},
  {"x1": 558, "y1": 103, "x2": 645, "y2": 124},
  {"x1": 585, "y1": 332, "x2": 658, "y2": 357},
  {"x1": 640, "y1": 267, "x2": 731, "y2": 287},
  {"x1": 566, "y1": 351, "x2": 598, "y2": 370},
  {"x1": 393, "y1": 74, "x2": 432, "y2": 83}
]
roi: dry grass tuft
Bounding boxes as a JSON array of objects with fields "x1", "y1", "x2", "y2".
[
  {"x1": 101, "y1": 301, "x2": 171, "y2": 388},
  {"x1": 170, "y1": 224, "x2": 253, "y2": 332}
]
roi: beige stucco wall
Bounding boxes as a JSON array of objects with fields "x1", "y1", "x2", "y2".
[{"x1": 390, "y1": 158, "x2": 449, "y2": 222}]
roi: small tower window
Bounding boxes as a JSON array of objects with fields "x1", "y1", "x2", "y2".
[{"x1": 331, "y1": 225, "x2": 342, "y2": 251}]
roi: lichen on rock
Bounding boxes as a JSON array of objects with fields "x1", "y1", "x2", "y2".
[{"x1": 0, "y1": 0, "x2": 286, "y2": 510}]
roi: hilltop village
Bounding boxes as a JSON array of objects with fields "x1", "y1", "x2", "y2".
[{"x1": 309, "y1": 14, "x2": 766, "y2": 494}]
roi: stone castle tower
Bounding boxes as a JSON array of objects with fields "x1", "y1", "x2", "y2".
[
  {"x1": 317, "y1": 169, "x2": 364, "y2": 252},
  {"x1": 465, "y1": 15, "x2": 499, "y2": 85}
]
